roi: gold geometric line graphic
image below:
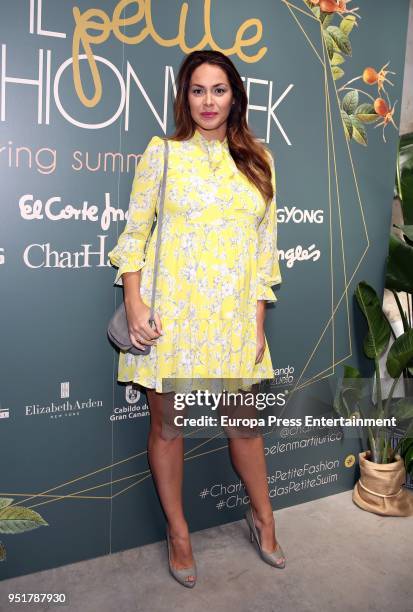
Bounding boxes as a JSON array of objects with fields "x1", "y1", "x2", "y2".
[
  {"x1": 36, "y1": 442, "x2": 232, "y2": 508},
  {"x1": 110, "y1": 427, "x2": 238, "y2": 498},
  {"x1": 8, "y1": 416, "x2": 227, "y2": 507},
  {"x1": 292, "y1": 17, "x2": 371, "y2": 390},
  {"x1": 2, "y1": 471, "x2": 151, "y2": 505},
  {"x1": 281, "y1": 6, "x2": 339, "y2": 392},
  {"x1": 329, "y1": 55, "x2": 371, "y2": 242},
  {"x1": 289, "y1": 31, "x2": 351, "y2": 393},
  {"x1": 282, "y1": 0, "x2": 320, "y2": 22},
  {"x1": 107, "y1": 429, "x2": 230, "y2": 498},
  {"x1": 112, "y1": 441, "x2": 233, "y2": 499},
  {"x1": 290, "y1": 8, "x2": 369, "y2": 382},
  {"x1": 11, "y1": 415, "x2": 303, "y2": 511},
  {"x1": 271, "y1": 5, "x2": 373, "y2": 426},
  {"x1": 4, "y1": 428, "x2": 230, "y2": 510},
  {"x1": 282, "y1": 1, "x2": 340, "y2": 396},
  {"x1": 324, "y1": 24, "x2": 350, "y2": 370},
  {"x1": 283, "y1": 0, "x2": 324, "y2": 65},
  {"x1": 325, "y1": 28, "x2": 336, "y2": 379},
  {"x1": 294, "y1": 353, "x2": 351, "y2": 389},
  {"x1": 288, "y1": 240, "x2": 369, "y2": 394},
  {"x1": 7, "y1": 448, "x2": 151, "y2": 508}
]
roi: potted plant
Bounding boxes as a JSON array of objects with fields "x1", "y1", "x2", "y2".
[
  {"x1": 334, "y1": 281, "x2": 413, "y2": 516},
  {"x1": 335, "y1": 132, "x2": 413, "y2": 513},
  {"x1": 383, "y1": 131, "x2": 413, "y2": 485}
]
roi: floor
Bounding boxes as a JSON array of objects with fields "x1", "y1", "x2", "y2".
[{"x1": 0, "y1": 490, "x2": 412, "y2": 612}]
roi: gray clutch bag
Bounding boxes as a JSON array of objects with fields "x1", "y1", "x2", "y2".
[{"x1": 107, "y1": 138, "x2": 169, "y2": 355}]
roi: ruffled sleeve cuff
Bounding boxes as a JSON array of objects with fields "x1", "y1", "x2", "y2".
[
  {"x1": 257, "y1": 284, "x2": 278, "y2": 302},
  {"x1": 109, "y1": 251, "x2": 146, "y2": 286}
]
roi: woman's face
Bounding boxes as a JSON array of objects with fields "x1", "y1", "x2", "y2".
[{"x1": 188, "y1": 63, "x2": 234, "y2": 139}]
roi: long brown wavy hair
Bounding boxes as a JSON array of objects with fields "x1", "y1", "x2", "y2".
[{"x1": 166, "y1": 50, "x2": 275, "y2": 207}]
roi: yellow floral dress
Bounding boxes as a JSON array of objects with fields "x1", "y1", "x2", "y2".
[{"x1": 108, "y1": 128, "x2": 282, "y2": 393}]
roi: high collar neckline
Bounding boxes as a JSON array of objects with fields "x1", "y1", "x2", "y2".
[
  {"x1": 192, "y1": 128, "x2": 229, "y2": 150},
  {"x1": 189, "y1": 126, "x2": 236, "y2": 182}
]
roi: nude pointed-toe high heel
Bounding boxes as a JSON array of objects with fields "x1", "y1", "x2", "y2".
[
  {"x1": 245, "y1": 503, "x2": 286, "y2": 569},
  {"x1": 166, "y1": 525, "x2": 197, "y2": 587}
]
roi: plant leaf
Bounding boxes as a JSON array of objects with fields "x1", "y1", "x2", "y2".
[
  {"x1": 327, "y1": 25, "x2": 352, "y2": 56},
  {"x1": 385, "y1": 233, "x2": 413, "y2": 293},
  {"x1": 332, "y1": 66, "x2": 344, "y2": 81},
  {"x1": 388, "y1": 399, "x2": 413, "y2": 423},
  {"x1": 0, "y1": 504, "x2": 49, "y2": 534},
  {"x1": 405, "y1": 445, "x2": 413, "y2": 474},
  {"x1": 398, "y1": 134, "x2": 413, "y2": 224},
  {"x1": 393, "y1": 224, "x2": 413, "y2": 243},
  {"x1": 340, "y1": 15, "x2": 357, "y2": 36},
  {"x1": 355, "y1": 103, "x2": 378, "y2": 124},
  {"x1": 334, "y1": 366, "x2": 364, "y2": 418},
  {"x1": 344, "y1": 365, "x2": 362, "y2": 379},
  {"x1": 342, "y1": 89, "x2": 359, "y2": 114},
  {"x1": 322, "y1": 29, "x2": 335, "y2": 59},
  {"x1": 322, "y1": 13, "x2": 334, "y2": 29},
  {"x1": 341, "y1": 110, "x2": 353, "y2": 139},
  {"x1": 355, "y1": 281, "x2": 392, "y2": 359},
  {"x1": 331, "y1": 52, "x2": 345, "y2": 66},
  {"x1": 386, "y1": 329, "x2": 413, "y2": 378},
  {"x1": 399, "y1": 437, "x2": 413, "y2": 458},
  {"x1": 350, "y1": 116, "x2": 368, "y2": 145},
  {"x1": 0, "y1": 498, "x2": 13, "y2": 510}
]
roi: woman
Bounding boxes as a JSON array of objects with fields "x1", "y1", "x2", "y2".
[{"x1": 108, "y1": 50, "x2": 285, "y2": 587}]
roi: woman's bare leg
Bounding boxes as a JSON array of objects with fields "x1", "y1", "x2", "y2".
[
  {"x1": 146, "y1": 388, "x2": 196, "y2": 581},
  {"x1": 222, "y1": 388, "x2": 285, "y2": 564}
]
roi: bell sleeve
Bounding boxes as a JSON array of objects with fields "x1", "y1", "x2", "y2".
[
  {"x1": 256, "y1": 151, "x2": 282, "y2": 302},
  {"x1": 108, "y1": 136, "x2": 164, "y2": 286}
]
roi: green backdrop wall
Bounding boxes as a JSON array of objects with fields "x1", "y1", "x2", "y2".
[{"x1": 0, "y1": 0, "x2": 410, "y2": 579}]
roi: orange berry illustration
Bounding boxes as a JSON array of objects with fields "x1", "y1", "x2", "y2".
[
  {"x1": 318, "y1": 0, "x2": 360, "y2": 18},
  {"x1": 373, "y1": 98, "x2": 398, "y2": 143},
  {"x1": 362, "y1": 61, "x2": 395, "y2": 93},
  {"x1": 374, "y1": 98, "x2": 388, "y2": 116},
  {"x1": 362, "y1": 67, "x2": 378, "y2": 85}
]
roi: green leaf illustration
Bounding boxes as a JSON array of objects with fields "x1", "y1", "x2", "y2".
[
  {"x1": 342, "y1": 89, "x2": 359, "y2": 114},
  {"x1": 311, "y1": 5, "x2": 320, "y2": 19},
  {"x1": 322, "y1": 29, "x2": 336, "y2": 59},
  {"x1": 332, "y1": 66, "x2": 344, "y2": 81},
  {"x1": 0, "y1": 541, "x2": 6, "y2": 562},
  {"x1": 0, "y1": 503, "x2": 49, "y2": 534},
  {"x1": 0, "y1": 498, "x2": 13, "y2": 510},
  {"x1": 327, "y1": 25, "x2": 352, "y2": 56},
  {"x1": 340, "y1": 15, "x2": 357, "y2": 36},
  {"x1": 354, "y1": 103, "x2": 378, "y2": 124},
  {"x1": 322, "y1": 13, "x2": 334, "y2": 29},
  {"x1": 350, "y1": 116, "x2": 368, "y2": 145},
  {"x1": 331, "y1": 52, "x2": 345, "y2": 66},
  {"x1": 341, "y1": 110, "x2": 353, "y2": 139}
]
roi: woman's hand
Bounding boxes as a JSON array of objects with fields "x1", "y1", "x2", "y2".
[
  {"x1": 255, "y1": 300, "x2": 266, "y2": 364},
  {"x1": 125, "y1": 297, "x2": 163, "y2": 351}
]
